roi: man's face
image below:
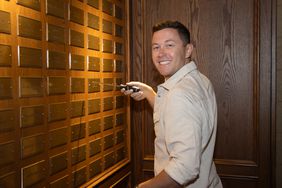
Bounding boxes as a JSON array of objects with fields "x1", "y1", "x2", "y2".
[{"x1": 152, "y1": 28, "x2": 192, "y2": 80}]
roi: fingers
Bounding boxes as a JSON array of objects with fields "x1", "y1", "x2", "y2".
[{"x1": 131, "y1": 91, "x2": 144, "y2": 101}]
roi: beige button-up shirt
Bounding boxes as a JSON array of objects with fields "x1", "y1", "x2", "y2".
[{"x1": 153, "y1": 61, "x2": 222, "y2": 187}]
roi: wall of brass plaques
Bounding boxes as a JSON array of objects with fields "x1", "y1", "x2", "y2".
[{"x1": 0, "y1": 0, "x2": 129, "y2": 187}]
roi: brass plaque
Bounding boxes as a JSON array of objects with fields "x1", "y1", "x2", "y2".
[
  {"x1": 17, "y1": 0, "x2": 41, "y2": 11},
  {"x1": 116, "y1": 147, "x2": 125, "y2": 162},
  {"x1": 103, "y1": 115, "x2": 113, "y2": 131},
  {"x1": 104, "y1": 151, "x2": 115, "y2": 169},
  {"x1": 71, "y1": 101, "x2": 85, "y2": 118},
  {"x1": 103, "y1": 19, "x2": 112, "y2": 34},
  {"x1": 72, "y1": 167, "x2": 86, "y2": 187},
  {"x1": 115, "y1": 42, "x2": 123, "y2": 55},
  {"x1": 49, "y1": 127, "x2": 67, "y2": 148},
  {"x1": 0, "y1": 109, "x2": 16, "y2": 132},
  {"x1": 88, "y1": 78, "x2": 100, "y2": 93},
  {"x1": 87, "y1": 0, "x2": 99, "y2": 9},
  {"x1": 20, "y1": 77, "x2": 43, "y2": 97},
  {"x1": 87, "y1": 13, "x2": 99, "y2": 30},
  {"x1": 71, "y1": 145, "x2": 86, "y2": 165},
  {"x1": 0, "y1": 141, "x2": 16, "y2": 166},
  {"x1": 21, "y1": 134, "x2": 45, "y2": 159},
  {"x1": 103, "y1": 78, "x2": 114, "y2": 91},
  {"x1": 19, "y1": 46, "x2": 42, "y2": 68},
  {"x1": 89, "y1": 159, "x2": 102, "y2": 178},
  {"x1": 102, "y1": 39, "x2": 113, "y2": 53},
  {"x1": 102, "y1": 0, "x2": 113, "y2": 16},
  {"x1": 71, "y1": 54, "x2": 84, "y2": 70},
  {"x1": 116, "y1": 113, "x2": 124, "y2": 126},
  {"x1": 116, "y1": 95, "x2": 124, "y2": 108},
  {"x1": 88, "y1": 35, "x2": 99, "y2": 51},
  {"x1": 70, "y1": 6, "x2": 84, "y2": 25},
  {"x1": 48, "y1": 102, "x2": 67, "y2": 122},
  {"x1": 88, "y1": 56, "x2": 100, "y2": 71},
  {"x1": 48, "y1": 77, "x2": 66, "y2": 95},
  {"x1": 103, "y1": 59, "x2": 113, "y2": 72},
  {"x1": 103, "y1": 97, "x2": 113, "y2": 111},
  {"x1": 88, "y1": 118, "x2": 101, "y2": 135},
  {"x1": 48, "y1": 50, "x2": 66, "y2": 69},
  {"x1": 0, "y1": 172, "x2": 17, "y2": 188},
  {"x1": 71, "y1": 78, "x2": 85, "y2": 93},
  {"x1": 47, "y1": 24, "x2": 65, "y2": 44},
  {"x1": 46, "y1": 0, "x2": 65, "y2": 19},
  {"x1": 115, "y1": 60, "x2": 123, "y2": 72},
  {"x1": 18, "y1": 16, "x2": 41, "y2": 40},
  {"x1": 116, "y1": 130, "x2": 124, "y2": 144},
  {"x1": 0, "y1": 77, "x2": 12, "y2": 99},
  {"x1": 71, "y1": 123, "x2": 86, "y2": 141},
  {"x1": 104, "y1": 134, "x2": 114, "y2": 150},
  {"x1": 89, "y1": 138, "x2": 101, "y2": 157},
  {"x1": 50, "y1": 176, "x2": 68, "y2": 188},
  {"x1": 0, "y1": 10, "x2": 11, "y2": 34},
  {"x1": 115, "y1": 24, "x2": 123, "y2": 37},
  {"x1": 21, "y1": 105, "x2": 44, "y2": 128},
  {"x1": 88, "y1": 99, "x2": 100, "y2": 114},
  {"x1": 70, "y1": 30, "x2": 84, "y2": 48},
  {"x1": 50, "y1": 152, "x2": 67, "y2": 175},
  {"x1": 115, "y1": 5, "x2": 123, "y2": 19},
  {"x1": 22, "y1": 160, "x2": 46, "y2": 188},
  {"x1": 0, "y1": 44, "x2": 12, "y2": 67}
]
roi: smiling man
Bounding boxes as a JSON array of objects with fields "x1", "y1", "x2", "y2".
[{"x1": 122, "y1": 20, "x2": 222, "y2": 188}]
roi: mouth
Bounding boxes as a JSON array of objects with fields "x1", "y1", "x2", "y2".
[{"x1": 159, "y1": 60, "x2": 170, "y2": 65}]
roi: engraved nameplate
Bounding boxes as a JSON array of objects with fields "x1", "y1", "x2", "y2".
[
  {"x1": 102, "y1": 0, "x2": 113, "y2": 16},
  {"x1": 71, "y1": 145, "x2": 86, "y2": 165},
  {"x1": 88, "y1": 99, "x2": 100, "y2": 114},
  {"x1": 115, "y1": 24, "x2": 123, "y2": 37},
  {"x1": 87, "y1": 0, "x2": 99, "y2": 9},
  {"x1": 20, "y1": 77, "x2": 43, "y2": 97},
  {"x1": 71, "y1": 78, "x2": 85, "y2": 93},
  {"x1": 115, "y1": 60, "x2": 123, "y2": 72},
  {"x1": 18, "y1": 16, "x2": 41, "y2": 40},
  {"x1": 88, "y1": 35, "x2": 99, "y2": 51},
  {"x1": 115, "y1": 42, "x2": 123, "y2": 55},
  {"x1": 50, "y1": 152, "x2": 67, "y2": 175},
  {"x1": 22, "y1": 160, "x2": 46, "y2": 188},
  {"x1": 21, "y1": 105, "x2": 44, "y2": 128},
  {"x1": 49, "y1": 127, "x2": 67, "y2": 148},
  {"x1": 48, "y1": 50, "x2": 66, "y2": 69},
  {"x1": 0, "y1": 77, "x2": 12, "y2": 99},
  {"x1": 21, "y1": 134, "x2": 45, "y2": 159},
  {"x1": 116, "y1": 113, "x2": 124, "y2": 126},
  {"x1": 103, "y1": 59, "x2": 113, "y2": 72},
  {"x1": 103, "y1": 97, "x2": 113, "y2": 111},
  {"x1": 88, "y1": 78, "x2": 100, "y2": 93},
  {"x1": 0, "y1": 109, "x2": 15, "y2": 132},
  {"x1": 115, "y1": 5, "x2": 123, "y2": 19},
  {"x1": 88, "y1": 118, "x2": 101, "y2": 135},
  {"x1": 87, "y1": 13, "x2": 99, "y2": 30},
  {"x1": 70, "y1": 6, "x2": 84, "y2": 25},
  {"x1": 89, "y1": 159, "x2": 102, "y2": 178},
  {"x1": 17, "y1": 0, "x2": 41, "y2": 11},
  {"x1": 0, "y1": 44, "x2": 12, "y2": 67},
  {"x1": 116, "y1": 130, "x2": 124, "y2": 144},
  {"x1": 0, "y1": 11, "x2": 11, "y2": 34},
  {"x1": 71, "y1": 54, "x2": 84, "y2": 70},
  {"x1": 0, "y1": 172, "x2": 17, "y2": 188},
  {"x1": 46, "y1": 0, "x2": 65, "y2": 19},
  {"x1": 70, "y1": 30, "x2": 84, "y2": 48},
  {"x1": 71, "y1": 101, "x2": 85, "y2": 118},
  {"x1": 103, "y1": 19, "x2": 112, "y2": 34},
  {"x1": 0, "y1": 142, "x2": 16, "y2": 166},
  {"x1": 48, "y1": 102, "x2": 67, "y2": 122},
  {"x1": 103, "y1": 78, "x2": 113, "y2": 91},
  {"x1": 88, "y1": 56, "x2": 100, "y2": 71},
  {"x1": 47, "y1": 24, "x2": 65, "y2": 44},
  {"x1": 89, "y1": 138, "x2": 101, "y2": 157},
  {"x1": 71, "y1": 123, "x2": 86, "y2": 141},
  {"x1": 102, "y1": 39, "x2": 113, "y2": 53},
  {"x1": 116, "y1": 96, "x2": 124, "y2": 108},
  {"x1": 19, "y1": 46, "x2": 42, "y2": 68},
  {"x1": 48, "y1": 77, "x2": 66, "y2": 95},
  {"x1": 104, "y1": 151, "x2": 115, "y2": 169},
  {"x1": 116, "y1": 147, "x2": 125, "y2": 162},
  {"x1": 72, "y1": 167, "x2": 86, "y2": 187},
  {"x1": 104, "y1": 134, "x2": 114, "y2": 150},
  {"x1": 50, "y1": 176, "x2": 68, "y2": 188},
  {"x1": 104, "y1": 115, "x2": 113, "y2": 130}
]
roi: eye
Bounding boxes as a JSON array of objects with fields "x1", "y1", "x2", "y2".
[
  {"x1": 152, "y1": 45, "x2": 160, "y2": 51},
  {"x1": 165, "y1": 43, "x2": 175, "y2": 48}
]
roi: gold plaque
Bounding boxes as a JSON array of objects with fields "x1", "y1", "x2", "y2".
[
  {"x1": 22, "y1": 160, "x2": 46, "y2": 188},
  {"x1": 115, "y1": 24, "x2": 123, "y2": 37},
  {"x1": 102, "y1": 0, "x2": 113, "y2": 16},
  {"x1": 19, "y1": 46, "x2": 42, "y2": 68},
  {"x1": 88, "y1": 35, "x2": 100, "y2": 51},
  {"x1": 103, "y1": 97, "x2": 113, "y2": 111},
  {"x1": 47, "y1": 24, "x2": 65, "y2": 44},
  {"x1": 87, "y1": 13, "x2": 99, "y2": 30},
  {"x1": 88, "y1": 99, "x2": 100, "y2": 114},
  {"x1": 70, "y1": 30, "x2": 84, "y2": 48},
  {"x1": 46, "y1": 0, "x2": 65, "y2": 19},
  {"x1": 17, "y1": 0, "x2": 41, "y2": 11},
  {"x1": 48, "y1": 50, "x2": 66, "y2": 69},
  {"x1": 116, "y1": 130, "x2": 124, "y2": 144},
  {"x1": 89, "y1": 159, "x2": 102, "y2": 178},
  {"x1": 71, "y1": 101, "x2": 85, "y2": 118},
  {"x1": 116, "y1": 147, "x2": 125, "y2": 162},
  {"x1": 20, "y1": 77, "x2": 43, "y2": 98},
  {"x1": 115, "y1": 5, "x2": 123, "y2": 19},
  {"x1": 104, "y1": 134, "x2": 114, "y2": 150},
  {"x1": 0, "y1": 44, "x2": 12, "y2": 67},
  {"x1": 0, "y1": 141, "x2": 16, "y2": 166},
  {"x1": 71, "y1": 145, "x2": 86, "y2": 165},
  {"x1": 115, "y1": 42, "x2": 123, "y2": 55},
  {"x1": 48, "y1": 77, "x2": 66, "y2": 95},
  {"x1": 89, "y1": 138, "x2": 101, "y2": 157},
  {"x1": 71, "y1": 54, "x2": 84, "y2": 70},
  {"x1": 0, "y1": 109, "x2": 15, "y2": 132},
  {"x1": 48, "y1": 102, "x2": 67, "y2": 122},
  {"x1": 103, "y1": 78, "x2": 113, "y2": 91},
  {"x1": 0, "y1": 77, "x2": 12, "y2": 99},
  {"x1": 103, "y1": 59, "x2": 113, "y2": 72},
  {"x1": 72, "y1": 167, "x2": 86, "y2": 187},
  {"x1": 103, "y1": 19, "x2": 112, "y2": 34},
  {"x1": 116, "y1": 113, "x2": 124, "y2": 126},
  {"x1": 21, "y1": 105, "x2": 44, "y2": 128},
  {"x1": 88, "y1": 118, "x2": 101, "y2": 135},
  {"x1": 71, "y1": 123, "x2": 86, "y2": 141},
  {"x1": 50, "y1": 152, "x2": 67, "y2": 175},
  {"x1": 50, "y1": 176, "x2": 68, "y2": 188},
  {"x1": 103, "y1": 115, "x2": 113, "y2": 131},
  {"x1": 0, "y1": 172, "x2": 17, "y2": 188},
  {"x1": 116, "y1": 95, "x2": 124, "y2": 108},
  {"x1": 88, "y1": 56, "x2": 100, "y2": 71},
  {"x1": 88, "y1": 78, "x2": 100, "y2": 93},
  {"x1": 115, "y1": 60, "x2": 123, "y2": 72},
  {"x1": 49, "y1": 127, "x2": 67, "y2": 148},
  {"x1": 102, "y1": 39, "x2": 113, "y2": 53},
  {"x1": 70, "y1": 6, "x2": 84, "y2": 25},
  {"x1": 87, "y1": 0, "x2": 99, "y2": 9},
  {"x1": 104, "y1": 151, "x2": 115, "y2": 169},
  {"x1": 21, "y1": 134, "x2": 45, "y2": 159},
  {"x1": 18, "y1": 16, "x2": 41, "y2": 40},
  {"x1": 71, "y1": 78, "x2": 85, "y2": 93},
  {"x1": 0, "y1": 10, "x2": 11, "y2": 34}
]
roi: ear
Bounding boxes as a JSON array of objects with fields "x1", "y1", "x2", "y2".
[{"x1": 185, "y1": 44, "x2": 193, "y2": 58}]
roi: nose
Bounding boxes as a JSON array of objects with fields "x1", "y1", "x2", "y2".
[{"x1": 157, "y1": 46, "x2": 166, "y2": 57}]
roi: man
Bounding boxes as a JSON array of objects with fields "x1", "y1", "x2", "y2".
[{"x1": 122, "y1": 20, "x2": 222, "y2": 188}]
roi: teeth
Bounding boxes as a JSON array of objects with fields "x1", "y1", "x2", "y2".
[{"x1": 159, "y1": 61, "x2": 170, "y2": 65}]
